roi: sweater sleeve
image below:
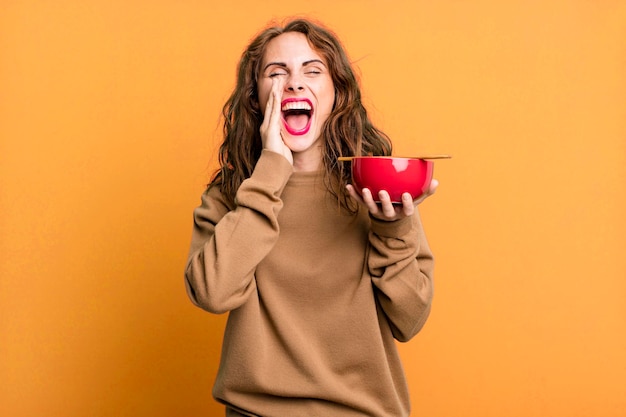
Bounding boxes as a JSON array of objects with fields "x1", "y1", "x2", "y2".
[
  {"x1": 184, "y1": 150, "x2": 293, "y2": 314},
  {"x1": 367, "y1": 211, "x2": 434, "y2": 342}
]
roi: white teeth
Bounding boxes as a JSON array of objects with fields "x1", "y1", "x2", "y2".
[{"x1": 281, "y1": 101, "x2": 312, "y2": 111}]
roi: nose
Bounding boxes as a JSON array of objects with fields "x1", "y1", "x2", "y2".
[{"x1": 285, "y1": 74, "x2": 304, "y2": 92}]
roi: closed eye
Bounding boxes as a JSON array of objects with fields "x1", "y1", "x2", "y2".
[{"x1": 264, "y1": 62, "x2": 288, "y2": 78}]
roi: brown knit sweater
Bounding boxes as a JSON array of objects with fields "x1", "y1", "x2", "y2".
[{"x1": 185, "y1": 150, "x2": 434, "y2": 417}]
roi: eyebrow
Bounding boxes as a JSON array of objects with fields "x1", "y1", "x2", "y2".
[{"x1": 262, "y1": 59, "x2": 326, "y2": 72}]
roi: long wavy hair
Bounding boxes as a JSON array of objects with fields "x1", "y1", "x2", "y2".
[{"x1": 211, "y1": 18, "x2": 392, "y2": 212}]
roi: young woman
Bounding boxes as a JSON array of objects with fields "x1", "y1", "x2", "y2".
[{"x1": 185, "y1": 18, "x2": 437, "y2": 417}]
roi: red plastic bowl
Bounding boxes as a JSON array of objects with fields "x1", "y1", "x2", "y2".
[{"x1": 351, "y1": 156, "x2": 434, "y2": 203}]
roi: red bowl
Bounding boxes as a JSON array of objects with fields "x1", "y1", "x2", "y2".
[{"x1": 351, "y1": 156, "x2": 434, "y2": 203}]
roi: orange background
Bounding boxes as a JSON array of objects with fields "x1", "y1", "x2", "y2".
[{"x1": 1, "y1": 1, "x2": 625, "y2": 416}]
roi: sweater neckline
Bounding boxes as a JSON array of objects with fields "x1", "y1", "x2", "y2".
[{"x1": 288, "y1": 169, "x2": 324, "y2": 185}]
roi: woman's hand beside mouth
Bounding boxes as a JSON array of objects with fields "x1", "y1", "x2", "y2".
[{"x1": 260, "y1": 76, "x2": 293, "y2": 165}]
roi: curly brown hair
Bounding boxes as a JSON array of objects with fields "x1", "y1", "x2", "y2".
[{"x1": 211, "y1": 18, "x2": 392, "y2": 212}]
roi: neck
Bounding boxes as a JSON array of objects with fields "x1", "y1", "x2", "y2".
[{"x1": 292, "y1": 149, "x2": 322, "y2": 172}]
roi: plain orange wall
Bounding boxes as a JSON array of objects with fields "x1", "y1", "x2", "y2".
[{"x1": 1, "y1": 1, "x2": 625, "y2": 416}]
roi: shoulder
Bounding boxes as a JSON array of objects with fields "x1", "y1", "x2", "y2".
[{"x1": 194, "y1": 184, "x2": 233, "y2": 224}]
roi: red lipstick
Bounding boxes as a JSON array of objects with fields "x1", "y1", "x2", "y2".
[{"x1": 281, "y1": 98, "x2": 313, "y2": 136}]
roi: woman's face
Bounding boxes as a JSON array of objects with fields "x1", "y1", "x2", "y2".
[{"x1": 258, "y1": 32, "x2": 335, "y2": 165}]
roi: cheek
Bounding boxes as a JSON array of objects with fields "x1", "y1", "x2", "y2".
[
  {"x1": 318, "y1": 79, "x2": 335, "y2": 114},
  {"x1": 319, "y1": 88, "x2": 335, "y2": 115}
]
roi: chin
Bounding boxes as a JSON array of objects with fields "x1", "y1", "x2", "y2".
[{"x1": 283, "y1": 131, "x2": 322, "y2": 153}]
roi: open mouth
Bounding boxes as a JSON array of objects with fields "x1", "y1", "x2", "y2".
[{"x1": 281, "y1": 98, "x2": 313, "y2": 136}]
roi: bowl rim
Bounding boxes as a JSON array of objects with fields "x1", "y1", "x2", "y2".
[{"x1": 341, "y1": 155, "x2": 450, "y2": 161}]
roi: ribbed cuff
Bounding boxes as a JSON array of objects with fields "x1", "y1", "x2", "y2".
[{"x1": 369, "y1": 215, "x2": 413, "y2": 238}]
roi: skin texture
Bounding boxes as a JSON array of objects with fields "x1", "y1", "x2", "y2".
[{"x1": 257, "y1": 32, "x2": 438, "y2": 221}]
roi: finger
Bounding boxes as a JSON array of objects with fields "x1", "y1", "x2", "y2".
[
  {"x1": 429, "y1": 178, "x2": 439, "y2": 194},
  {"x1": 361, "y1": 188, "x2": 380, "y2": 214},
  {"x1": 377, "y1": 190, "x2": 397, "y2": 218},
  {"x1": 346, "y1": 184, "x2": 364, "y2": 204},
  {"x1": 269, "y1": 77, "x2": 284, "y2": 125},
  {"x1": 260, "y1": 80, "x2": 275, "y2": 133},
  {"x1": 414, "y1": 179, "x2": 439, "y2": 205},
  {"x1": 401, "y1": 193, "x2": 415, "y2": 216}
]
